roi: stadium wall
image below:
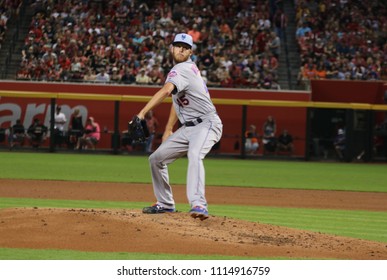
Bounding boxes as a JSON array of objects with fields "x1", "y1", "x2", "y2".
[
  {"x1": 0, "y1": 81, "x2": 309, "y2": 155},
  {"x1": 1, "y1": 80, "x2": 386, "y2": 157}
]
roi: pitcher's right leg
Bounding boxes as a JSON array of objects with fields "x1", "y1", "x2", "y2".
[{"x1": 143, "y1": 129, "x2": 188, "y2": 213}]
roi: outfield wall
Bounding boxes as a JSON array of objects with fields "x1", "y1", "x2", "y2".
[
  {"x1": 1, "y1": 80, "x2": 386, "y2": 159},
  {"x1": 0, "y1": 81, "x2": 309, "y2": 155}
]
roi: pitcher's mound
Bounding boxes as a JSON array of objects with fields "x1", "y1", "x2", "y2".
[{"x1": 0, "y1": 207, "x2": 386, "y2": 259}]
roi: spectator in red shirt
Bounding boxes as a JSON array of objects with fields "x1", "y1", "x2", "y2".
[
  {"x1": 188, "y1": 24, "x2": 201, "y2": 43},
  {"x1": 58, "y1": 50, "x2": 71, "y2": 70}
]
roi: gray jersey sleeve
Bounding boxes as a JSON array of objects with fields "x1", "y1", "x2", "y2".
[{"x1": 165, "y1": 59, "x2": 217, "y2": 124}]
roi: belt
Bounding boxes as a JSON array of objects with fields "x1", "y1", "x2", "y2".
[{"x1": 184, "y1": 118, "x2": 203, "y2": 127}]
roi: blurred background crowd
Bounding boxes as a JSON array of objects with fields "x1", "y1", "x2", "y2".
[{"x1": 1, "y1": 0, "x2": 386, "y2": 90}]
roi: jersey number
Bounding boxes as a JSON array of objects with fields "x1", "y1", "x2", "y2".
[{"x1": 178, "y1": 94, "x2": 189, "y2": 107}]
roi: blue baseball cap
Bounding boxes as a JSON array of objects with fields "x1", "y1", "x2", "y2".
[{"x1": 172, "y1": 33, "x2": 193, "y2": 48}]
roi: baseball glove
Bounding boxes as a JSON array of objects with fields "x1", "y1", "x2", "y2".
[{"x1": 128, "y1": 115, "x2": 150, "y2": 143}]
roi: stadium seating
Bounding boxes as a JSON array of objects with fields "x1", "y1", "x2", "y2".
[
  {"x1": 16, "y1": 0, "x2": 281, "y2": 89},
  {"x1": 294, "y1": 0, "x2": 387, "y2": 88}
]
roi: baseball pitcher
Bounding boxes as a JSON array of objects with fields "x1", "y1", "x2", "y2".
[{"x1": 131, "y1": 33, "x2": 223, "y2": 220}]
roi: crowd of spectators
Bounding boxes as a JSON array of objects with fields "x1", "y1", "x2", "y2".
[
  {"x1": 0, "y1": 0, "x2": 22, "y2": 49},
  {"x1": 8, "y1": 0, "x2": 387, "y2": 90},
  {"x1": 295, "y1": 0, "x2": 387, "y2": 89},
  {"x1": 16, "y1": 0, "x2": 284, "y2": 90}
]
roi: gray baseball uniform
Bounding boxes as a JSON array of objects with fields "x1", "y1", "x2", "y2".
[{"x1": 148, "y1": 58, "x2": 223, "y2": 211}]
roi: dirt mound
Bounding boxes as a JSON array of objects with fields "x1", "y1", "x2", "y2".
[
  {"x1": 1, "y1": 180, "x2": 387, "y2": 259},
  {"x1": 1, "y1": 207, "x2": 386, "y2": 259}
]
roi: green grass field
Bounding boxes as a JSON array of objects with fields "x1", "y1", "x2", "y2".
[
  {"x1": 0, "y1": 151, "x2": 386, "y2": 260},
  {"x1": 1, "y1": 152, "x2": 387, "y2": 192}
]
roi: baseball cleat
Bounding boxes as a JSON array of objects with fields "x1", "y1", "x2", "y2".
[
  {"x1": 189, "y1": 206, "x2": 209, "y2": 220},
  {"x1": 142, "y1": 203, "x2": 175, "y2": 214}
]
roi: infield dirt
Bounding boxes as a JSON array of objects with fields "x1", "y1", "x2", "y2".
[{"x1": 1, "y1": 179, "x2": 387, "y2": 259}]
